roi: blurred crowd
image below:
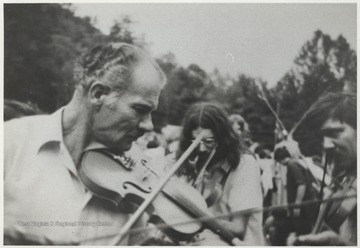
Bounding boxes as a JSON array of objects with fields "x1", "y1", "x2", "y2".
[
  {"x1": 4, "y1": 43, "x2": 357, "y2": 246},
  {"x1": 4, "y1": 95, "x2": 356, "y2": 245}
]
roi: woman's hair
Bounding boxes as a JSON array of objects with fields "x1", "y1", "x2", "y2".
[{"x1": 176, "y1": 102, "x2": 249, "y2": 178}]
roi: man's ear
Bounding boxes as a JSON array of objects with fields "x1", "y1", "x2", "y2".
[{"x1": 89, "y1": 81, "x2": 111, "y2": 106}]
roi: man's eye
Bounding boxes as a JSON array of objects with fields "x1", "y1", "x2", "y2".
[
  {"x1": 239, "y1": 123, "x2": 244, "y2": 130},
  {"x1": 191, "y1": 138, "x2": 216, "y2": 146},
  {"x1": 203, "y1": 139, "x2": 216, "y2": 145},
  {"x1": 133, "y1": 106, "x2": 150, "y2": 115},
  {"x1": 322, "y1": 130, "x2": 340, "y2": 139}
]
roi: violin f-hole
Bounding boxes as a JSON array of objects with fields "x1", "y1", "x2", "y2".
[{"x1": 123, "y1": 181, "x2": 152, "y2": 194}]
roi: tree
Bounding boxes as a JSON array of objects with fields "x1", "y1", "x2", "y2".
[
  {"x1": 107, "y1": 15, "x2": 147, "y2": 48},
  {"x1": 4, "y1": 4, "x2": 152, "y2": 113},
  {"x1": 152, "y1": 52, "x2": 179, "y2": 128},
  {"x1": 158, "y1": 64, "x2": 209, "y2": 125},
  {"x1": 276, "y1": 30, "x2": 357, "y2": 156},
  {"x1": 4, "y1": 4, "x2": 106, "y2": 112}
]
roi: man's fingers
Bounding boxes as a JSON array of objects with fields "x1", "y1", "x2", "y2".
[
  {"x1": 286, "y1": 232, "x2": 298, "y2": 246},
  {"x1": 297, "y1": 231, "x2": 340, "y2": 246}
]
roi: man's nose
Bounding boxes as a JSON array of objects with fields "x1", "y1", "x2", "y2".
[
  {"x1": 233, "y1": 122, "x2": 240, "y2": 130},
  {"x1": 139, "y1": 114, "x2": 154, "y2": 132},
  {"x1": 323, "y1": 136, "x2": 335, "y2": 150},
  {"x1": 199, "y1": 142, "x2": 207, "y2": 152}
]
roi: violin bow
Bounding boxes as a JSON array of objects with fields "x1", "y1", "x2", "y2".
[
  {"x1": 192, "y1": 146, "x2": 217, "y2": 187},
  {"x1": 256, "y1": 81, "x2": 328, "y2": 143},
  {"x1": 132, "y1": 193, "x2": 356, "y2": 233},
  {"x1": 81, "y1": 192, "x2": 356, "y2": 244},
  {"x1": 256, "y1": 82, "x2": 288, "y2": 140},
  {"x1": 108, "y1": 130, "x2": 207, "y2": 245}
]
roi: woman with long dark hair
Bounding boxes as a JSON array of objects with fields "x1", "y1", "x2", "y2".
[{"x1": 176, "y1": 102, "x2": 264, "y2": 245}]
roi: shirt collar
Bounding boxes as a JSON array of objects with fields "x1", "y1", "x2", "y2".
[
  {"x1": 37, "y1": 107, "x2": 65, "y2": 152},
  {"x1": 35, "y1": 108, "x2": 114, "y2": 178},
  {"x1": 37, "y1": 107, "x2": 110, "y2": 150}
]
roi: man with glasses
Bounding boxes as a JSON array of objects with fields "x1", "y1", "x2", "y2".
[{"x1": 175, "y1": 102, "x2": 264, "y2": 245}]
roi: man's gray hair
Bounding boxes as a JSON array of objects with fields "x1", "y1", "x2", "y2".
[{"x1": 73, "y1": 43, "x2": 166, "y2": 92}]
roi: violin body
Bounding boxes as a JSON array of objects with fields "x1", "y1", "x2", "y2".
[
  {"x1": 323, "y1": 178, "x2": 357, "y2": 232},
  {"x1": 312, "y1": 177, "x2": 357, "y2": 234},
  {"x1": 79, "y1": 149, "x2": 156, "y2": 213},
  {"x1": 79, "y1": 149, "x2": 205, "y2": 243}
]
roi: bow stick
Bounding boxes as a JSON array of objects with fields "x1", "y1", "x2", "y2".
[
  {"x1": 108, "y1": 130, "x2": 207, "y2": 245},
  {"x1": 80, "y1": 192, "x2": 356, "y2": 244},
  {"x1": 256, "y1": 82, "x2": 288, "y2": 139}
]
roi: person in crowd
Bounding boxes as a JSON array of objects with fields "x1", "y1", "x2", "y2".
[
  {"x1": 228, "y1": 113, "x2": 252, "y2": 147},
  {"x1": 263, "y1": 206, "x2": 291, "y2": 245},
  {"x1": 4, "y1": 99, "x2": 43, "y2": 121},
  {"x1": 287, "y1": 92, "x2": 356, "y2": 245},
  {"x1": 4, "y1": 43, "x2": 166, "y2": 245},
  {"x1": 175, "y1": 102, "x2": 264, "y2": 245},
  {"x1": 274, "y1": 146, "x2": 317, "y2": 235}
]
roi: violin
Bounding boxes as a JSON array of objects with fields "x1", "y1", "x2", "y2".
[
  {"x1": 79, "y1": 148, "x2": 203, "y2": 244},
  {"x1": 191, "y1": 147, "x2": 223, "y2": 207},
  {"x1": 312, "y1": 176, "x2": 357, "y2": 234},
  {"x1": 79, "y1": 132, "x2": 242, "y2": 245}
]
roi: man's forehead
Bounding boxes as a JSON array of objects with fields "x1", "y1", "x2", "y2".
[
  {"x1": 132, "y1": 59, "x2": 163, "y2": 85},
  {"x1": 129, "y1": 92, "x2": 158, "y2": 110},
  {"x1": 192, "y1": 128, "x2": 214, "y2": 138},
  {"x1": 321, "y1": 118, "x2": 344, "y2": 130},
  {"x1": 128, "y1": 61, "x2": 162, "y2": 106}
]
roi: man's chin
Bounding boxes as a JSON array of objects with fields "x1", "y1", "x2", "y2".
[
  {"x1": 332, "y1": 159, "x2": 354, "y2": 176},
  {"x1": 119, "y1": 143, "x2": 133, "y2": 153},
  {"x1": 108, "y1": 143, "x2": 133, "y2": 155}
]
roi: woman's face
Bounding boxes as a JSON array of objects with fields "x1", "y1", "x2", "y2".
[{"x1": 191, "y1": 127, "x2": 217, "y2": 154}]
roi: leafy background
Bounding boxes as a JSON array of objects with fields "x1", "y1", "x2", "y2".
[{"x1": 4, "y1": 4, "x2": 357, "y2": 157}]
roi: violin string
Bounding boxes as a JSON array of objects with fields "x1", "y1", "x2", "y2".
[
  {"x1": 126, "y1": 193, "x2": 357, "y2": 234},
  {"x1": 79, "y1": 193, "x2": 356, "y2": 243}
]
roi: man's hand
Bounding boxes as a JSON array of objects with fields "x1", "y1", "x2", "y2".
[
  {"x1": 231, "y1": 237, "x2": 246, "y2": 246},
  {"x1": 4, "y1": 228, "x2": 80, "y2": 245},
  {"x1": 293, "y1": 207, "x2": 301, "y2": 218},
  {"x1": 287, "y1": 231, "x2": 346, "y2": 246}
]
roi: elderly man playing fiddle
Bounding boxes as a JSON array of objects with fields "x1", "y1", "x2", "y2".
[
  {"x1": 287, "y1": 92, "x2": 356, "y2": 246},
  {"x1": 4, "y1": 43, "x2": 166, "y2": 245}
]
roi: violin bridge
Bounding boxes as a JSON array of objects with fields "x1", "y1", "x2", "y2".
[{"x1": 141, "y1": 168, "x2": 151, "y2": 181}]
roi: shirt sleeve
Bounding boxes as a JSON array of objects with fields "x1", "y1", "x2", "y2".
[
  {"x1": 4, "y1": 119, "x2": 22, "y2": 179},
  {"x1": 227, "y1": 155, "x2": 263, "y2": 212},
  {"x1": 4, "y1": 118, "x2": 33, "y2": 181}
]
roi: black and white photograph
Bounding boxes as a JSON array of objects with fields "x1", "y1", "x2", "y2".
[{"x1": 3, "y1": 2, "x2": 357, "y2": 246}]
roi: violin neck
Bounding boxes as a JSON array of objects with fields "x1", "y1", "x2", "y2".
[
  {"x1": 311, "y1": 201, "x2": 329, "y2": 234},
  {"x1": 192, "y1": 147, "x2": 216, "y2": 187},
  {"x1": 312, "y1": 178, "x2": 357, "y2": 234},
  {"x1": 201, "y1": 216, "x2": 239, "y2": 245}
]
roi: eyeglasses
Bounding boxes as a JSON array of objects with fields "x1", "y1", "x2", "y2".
[{"x1": 191, "y1": 138, "x2": 217, "y2": 148}]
